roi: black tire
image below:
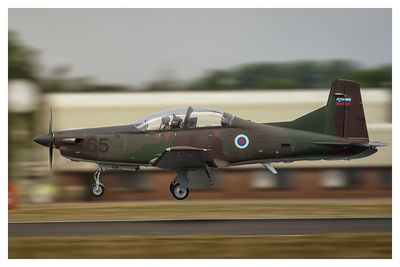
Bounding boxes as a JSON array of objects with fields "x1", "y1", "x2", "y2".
[
  {"x1": 171, "y1": 182, "x2": 189, "y2": 200},
  {"x1": 90, "y1": 183, "x2": 105, "y2": 197},
  {"x1": 170, "y1": 179, "x2": 178, "y2": 194}
]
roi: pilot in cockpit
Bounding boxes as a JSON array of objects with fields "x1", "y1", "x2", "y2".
[
  {"x1": 160, "y1": 116, "x2": 171, "y2": 130},
  {"x1": 160, "y1": 114, "x2": 183, "y2": 130},
  {"x1": 171, "y1": 114, "x2": 183, "y2": 129}
]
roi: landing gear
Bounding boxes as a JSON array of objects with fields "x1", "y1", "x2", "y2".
[
  {"x1": 170, "y1": 180, "x2": 189, "y2": 200},
  {"x1": 90, "y1": 183, "x2": 105, "y2": 197},
  {"x1": 88, "y1": 164, "x2": 140, "y2": 197},
  {"x1": 170, "y1": 170, "x2": 190, "y2": 200},
  {"x1": 90, "y1": 165, "x2": 105, "y2": 197},
  {"x1": 168, "y1": 167, "x2": 216, "y2": 200}
]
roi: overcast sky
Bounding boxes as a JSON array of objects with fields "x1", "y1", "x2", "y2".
[{"x1": 9, "y1": 8, "x2": 392, "y2": 87}]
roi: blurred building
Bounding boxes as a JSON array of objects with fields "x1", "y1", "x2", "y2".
[{"x1": 17, "y1": 89, "x2": 391, "y2": 203}]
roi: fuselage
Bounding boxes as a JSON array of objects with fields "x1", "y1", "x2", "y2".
[{"x1": 53, "y1": 116, "x2": 372, "y2": 168}]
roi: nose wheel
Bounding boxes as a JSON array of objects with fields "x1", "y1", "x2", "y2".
[
  {"x1": 90, "y1": 165, "x2": 105, "y2": 197},
  {"x1": 90, "y1": 183, "x2": 105, "y2": 197}
]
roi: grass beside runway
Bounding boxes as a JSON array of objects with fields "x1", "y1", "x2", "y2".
[
  {"x1": 8, "y1": 233, "x2": 391, "y2": 258},
  {"x1": 9, "y1": 200, "x2": 391, "y2": 222}
]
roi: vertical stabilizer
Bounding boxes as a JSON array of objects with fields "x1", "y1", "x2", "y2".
[
  {"x1": 279, "y1": 79, "x2": 369, "y2": 140},
  {"x1": 327, "y1": 79, "x2": 369, "y2": 139}
]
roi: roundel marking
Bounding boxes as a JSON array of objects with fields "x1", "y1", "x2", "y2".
[{"x1": 235, "y1": 134, "x2": 249, "y2": 149}]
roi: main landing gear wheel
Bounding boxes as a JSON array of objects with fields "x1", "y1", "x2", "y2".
[
  {"x1": 90, "y1": 183, "x2": 105, "y2": 197},
  {"x1": 171, "y1": 182, "x2": 189, "y2": 200}
]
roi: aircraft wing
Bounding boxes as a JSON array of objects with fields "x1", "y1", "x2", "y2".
[{"x1": 151, "y1": 146, "x2": 217, "y2": 170}]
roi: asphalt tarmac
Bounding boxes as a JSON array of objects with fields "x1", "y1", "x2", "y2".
[{"x1": 9, "y1": 217, "x2": 391, "y2": 237}]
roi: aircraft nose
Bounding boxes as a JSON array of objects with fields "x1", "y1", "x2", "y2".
[{"x1": 34, "y1": 134, "x2": 51, "y2": 147}]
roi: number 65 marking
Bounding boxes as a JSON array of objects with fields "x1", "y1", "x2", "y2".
[{"x1": 86, "y1": 138, "x2": 109, "y2": 153}]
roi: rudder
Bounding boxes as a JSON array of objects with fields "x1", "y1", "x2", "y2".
[{"x1": 327, "y1": 79, "x2": 369, "y2": 139}]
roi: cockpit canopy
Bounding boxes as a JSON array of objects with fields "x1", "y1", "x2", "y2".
[{"x1": 133, "y1": 106, "x2": 235, "y2": 131}]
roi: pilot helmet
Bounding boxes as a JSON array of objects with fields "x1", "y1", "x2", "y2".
[{"x1": 171, "y1": 114, "x2": 182, "y2": 128}]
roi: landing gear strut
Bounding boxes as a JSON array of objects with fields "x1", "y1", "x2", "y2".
[{"x1": 90, "y1": 165, "x2": 105, "y2": 197}]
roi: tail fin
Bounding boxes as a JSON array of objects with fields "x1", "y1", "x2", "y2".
[{"x1": 282, "y1": 79, "x2": 369, "y2": 139}]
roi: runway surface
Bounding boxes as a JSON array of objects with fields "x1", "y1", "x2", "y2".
[{"x1": 9, "y1": 217, "x2": 391, "y2": 237}]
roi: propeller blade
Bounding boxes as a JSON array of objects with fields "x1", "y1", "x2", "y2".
[
  {"x1": 49, "y1": 145, "x2": 53, "y2": 172},
  {"x1": 49, "y1": 107, "x2": 54, "y2": 172},
  {"x1": 49, "y1": 107, "x2": 53, "y2": 135}
]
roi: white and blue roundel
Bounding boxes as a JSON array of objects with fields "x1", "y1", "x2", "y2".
[{"x1": 235, "y1": 134, "x2": 249, "y2": 149}]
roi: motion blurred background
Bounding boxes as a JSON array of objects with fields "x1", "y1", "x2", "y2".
[
  {"x1": 7, "y1": 8, "x2": 393, "y2": 259},
  {"x1": 8, "y1": 9, "x2": 391, "y2": 205}
]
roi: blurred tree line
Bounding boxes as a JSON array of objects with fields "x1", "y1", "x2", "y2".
[
  {"x1": 184, "y1": 61, "x2": 391, "y2": 91},
  {"x1": 9, "y1": 31, "x2": 39, "y2": 81},
  {"x1": 8, "y1": 31, "x2": 129, "y2": 93},
  {"x1": 9, "y1": 31, "x2": 392, "y2": 92}
]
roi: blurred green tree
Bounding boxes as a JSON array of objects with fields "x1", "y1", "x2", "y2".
[
  {"x1": 185, "y1": 60, "x2": 391, "y2": 90},
  {"x1": 345, "y1": 65, "x2": 392, "y2": 88},
  {"x1": 188, "y1": 70, "x2": 236, "y2": 91},
  {"x1": 8, "y1": 31, "x2": 39, "y2": 81}
]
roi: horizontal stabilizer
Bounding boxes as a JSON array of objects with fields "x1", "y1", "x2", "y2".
[
  {"x1": 356, "y1": 142, "x2": 387, "y2": 148},
  {"x1": 314, "y1": 141, "x2": 387, "y2": 148},
  {"x1": 314, "y1": 141, "x2": 353, "y2": 146}
]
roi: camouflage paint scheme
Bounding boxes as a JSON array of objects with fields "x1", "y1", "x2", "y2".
[
  {"x1": 53, "y1": 79, "x2": 378, "y2": 168},
  {"x1": 55, "y1": 117, "x2": 366, "y2": 169},
  {"x1": 34, "y1": 79, "x2": 385, "y2": 198}
]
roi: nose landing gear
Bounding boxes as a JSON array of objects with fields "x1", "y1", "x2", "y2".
[{"x1": 90, "y1": 165, "x2": 105, "y2": 197}]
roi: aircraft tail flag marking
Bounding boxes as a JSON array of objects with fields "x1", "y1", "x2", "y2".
[{"x1": 336, "y1": 97, "x2": 352, "y2": 106}]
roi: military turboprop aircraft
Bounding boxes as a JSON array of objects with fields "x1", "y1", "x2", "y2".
[{"x1": 34, "y1": 79, "x2": 386, "y2": 200}]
